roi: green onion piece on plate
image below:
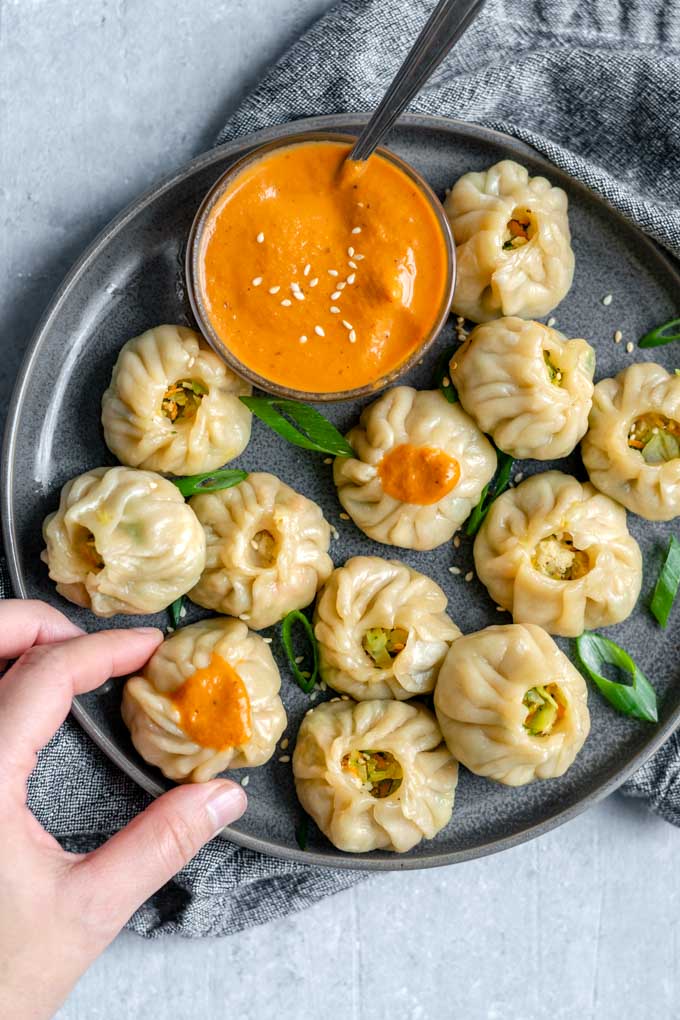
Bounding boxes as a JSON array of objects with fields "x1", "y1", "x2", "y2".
[
  {"x1": 172, "y1": 468, "x2": 247, "y2": 498},
  {"x1": 650, "y1": 535, "x2": 680, "y2": 628},
  {"x1": 466, "y1": 451, "x2": 515, "y2": 536},
  {"x1": 575, "y1": 632, "x2": 658, "y2": 723},
  {"x1": 241, "y1": 396, "x2": 354, "y2": 457},
  {"x1": 434, "y1": 347, "x2": 458, "y2": 404},
  {"x1": 281, "y1": 610, "x2": 319, "y2": 694},
  {"x1": 169, "y1": 596, "x2": 185, "y2": 629},
  {"x1": 638, "y1": 316, "x2": 680, "y2": 349}
]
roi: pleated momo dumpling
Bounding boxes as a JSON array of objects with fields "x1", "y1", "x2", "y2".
[
  {"x1": 189, "y1": 472, "x2": 333, "y2": 629},
  {"x1": 122, "y1": 618, "x2": 287, "y2": 782},
  {"x1": 41, "y1": 466, "x2": 206, "y2": 617},
  {"x1": 444, "y1": 159, "x2": 575, "y2": 322},
  {"x1": 434, "y1": 624, "x2": 590, "y2": 786},
  {"x1": 314, "y1": 556, "x2": 461, "y2": 701},
  {"x1": 473, "y1": 471, "x2": 642, "y2": 637},
  {"x1": 101, "y1": 324, "x2": 252, "y2": 476},
  {"x1": 582, "y1": 362, "x2": 680, "y2": 521},
  {"x1": 451, "y1": 317, "x2": 595, "y2": 460},
  {"x1": 293, "y1": 699, "x2": 458, "y2": 853},
  {"x1": 334, "y1": 387, "x2": 496, "y2": 550}
]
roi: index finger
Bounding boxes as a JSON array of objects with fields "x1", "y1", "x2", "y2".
[
  {"x1": 0, "y1": 626, "x2": 163, "y2": 786},
  {"x1": 0, "y1": 599, "x2": 85, "y2": 667}
]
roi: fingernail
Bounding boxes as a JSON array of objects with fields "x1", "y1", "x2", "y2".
[
  {"x1": 206, "y1": 781, "x2": 247, "y2": 834},
  {"x1": 130, "y1": 626, "x2": 163, "y2": 636}
]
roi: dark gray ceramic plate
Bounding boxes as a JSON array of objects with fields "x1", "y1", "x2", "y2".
[{"x1": 3, "y1": 114, "x2": 680, "y2": 871}]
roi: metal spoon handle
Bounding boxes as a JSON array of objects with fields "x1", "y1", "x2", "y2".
[{"x1": 349, "y1": 0, "x2": 488, "y2": 163}]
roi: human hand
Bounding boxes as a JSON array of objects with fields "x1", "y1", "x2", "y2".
[{"x1": 0, "y1": 599, "x2": 247, "y2": 1020}]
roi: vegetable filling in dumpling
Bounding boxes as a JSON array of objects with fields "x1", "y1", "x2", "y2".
[
  {"x1": 161, "y1": 378, "x2": 208, "y2": 423},
  {"x1": 532, "y1": 533, "x2": 590, "y2": 581},
  {"x1": 522, "y1": 683, "x2": 567, "y2": 736},
  {"x1": 628, "y1": 413, "x2": 680, "y2": 464},
  {"x1": 341, "y1": 749, "x2": 404, "y2": 799}
]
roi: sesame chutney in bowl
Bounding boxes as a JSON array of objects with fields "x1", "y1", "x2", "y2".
[{"x1": 186, "y1": 132, "x2": 455, "y2": 402}]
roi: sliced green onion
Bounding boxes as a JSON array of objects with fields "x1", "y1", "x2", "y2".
[
  {"x1": 172, "y1": 468, "x2": 247, "y2": 498},
  {"x1": 295, "y1": 813, "x2": 309, "y2": 851},
  {"x1": 281, "y1": 610, "x2": 319, "y2": 694},
  {"x1": 434, "y1": 347, "x2": 458, "y2": 404},
  {"x1": 241, "y1": 397, "x2": 354, "y2": 457},
  {"x1": 169, "y1": 596, "x2": 185, "y2": 629},
  {"x1": 575, "y1": 632, "x2": 658, "y2": 723},
  {"x1": 650, "y1": 535, "x2": 680, "y2": 628},
  {"x1": 638, "y1": 316, "x2": 680, "y2": 349},
  {"x1": 641, "y1": 431, "x2": 680, "y2": 464},
  {"x1": 466, "y1": 451, "x2": 515, "y2": 536}
]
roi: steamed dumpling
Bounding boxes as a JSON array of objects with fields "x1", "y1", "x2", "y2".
[
  {"x1": 473, "y1": 471, "x2": 642, "y2": 637},
  {"x1": 451, "y1": 317, "x2": 595, "y2": 459},
  {"x1": 334, "y1": 387, "x2": 496, "y2": 550},
  {"x1": 445, "y1": 160, "x2": 575, "y2": 322},
  {"x1": 314, "y1": 556, "x2": 461, "y2": 701},
  {"x1": 101, "y1": 324, "x2": 252, "y2": 476},
  {"x1": 122, "y1": 618, "x2": 286, "y2": 782},
  {"x1": 434, "y1": 624, "x2": 590, "y2": 786},
  {"x1": 293, "y1": 699, "x2": 458, "y2": 853},
  {"x1": 581, "y1": 362, "x2": 680, "y2": 521},
  {"x1": 41, "y1": 466, "x2": 206, "y2": 617},
  {"x1": 188, "y1": 472, "x2": 333, "y2": 629}
]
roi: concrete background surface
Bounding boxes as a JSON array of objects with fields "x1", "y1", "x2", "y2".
[{"x1": 1, "y1": 2, "x2": 679, "y2": 1018}]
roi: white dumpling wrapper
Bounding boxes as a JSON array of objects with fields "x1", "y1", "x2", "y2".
[
  {"x1": 434, "y1": 623, "x2": 590, "y2": 786},
  {"x1": 189, "y1": 472, "x2": 333, "y2": 629},
  {"x1": 41, "y1": 466, "x2": 206, "y2": 617},
  {"x1": 473, "y1": 471, "x2": 642, "y2": 637},
  {"x1": 314, "y1": 556, "x2": 461, "y2": 700},
  {"x1": 334, "y1": 387, "x2": 496, "y2": 550},
  {"x1": 451, "y1": 317, "x2": 595, "y2": 460},
  {"x1": 122, "y1": 618, "x2": 287, "y2": 782},
  {"x1": 444, "y1": 159, "x2": 575, "y2": 322},
  {"x1": 293, "y1": 699, "x2": 458, "y2": 853},
  {"x1": 101, "y1": 324, "x2": 252, "y2": 475},
  {"x1": 582, "y1": 362, "x2": 680, "y2": 521}
]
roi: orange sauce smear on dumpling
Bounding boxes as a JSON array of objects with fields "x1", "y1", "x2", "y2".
[
  {"x1": 171, "y1": 653, "x2": 252, "y2": 750},
  {"x1": 378, "y1": 443, "x2": 460, "y2": 505}
]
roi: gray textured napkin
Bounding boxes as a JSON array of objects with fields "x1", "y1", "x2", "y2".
[{"x1": 2, "y1": 0, "x2": 680, "y2": 938}]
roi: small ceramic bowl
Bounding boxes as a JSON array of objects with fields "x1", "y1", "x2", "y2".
[{"x1": 186, "y1": 130, "x2": 456, "y2": 403}]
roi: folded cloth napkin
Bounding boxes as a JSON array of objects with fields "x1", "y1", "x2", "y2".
[{"x1": 2, "y1": 0, "x2": 679, "y2": 938}]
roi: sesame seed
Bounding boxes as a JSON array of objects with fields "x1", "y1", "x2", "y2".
[
  {"x1": 330, "y1": 306, "x2": 340, "y2": 314},
  {"x1": 453, "y1": 535, "x2": 461, "y2": 548},
  {"x1": 456, "y1": 316, "x2": 465, "y2": 325},
  {"x1": 626, "y1": 341, "x2": 634, "y2": 353},
  {"x1": 603, "y1": 294, "x2": 613, "y2": 305},
  {"x1": 556, "y1": 372, "x2": 562, "y2": 381},
  {"x1": 309, "y1": 278, "x2": 319, "y2": 287},
  {"x1": 330, "y1": 525, "x2": 340, "y2": 540},
  {"x1": 281, "y1": 738, "x2": 289, "y2": 750},
  {"x1": 514, "y1": 472, "x2": 524, "y2": 482},
  {"x1": 547, "y1": 316, "x2": 556, "y2": 327},
  {"x1": 299, "y1": 335, "x2": 308, "y2": 344},
  {"x1": 295, "y1": 655, "x2": 304, "y2": 664},
  {"x1": 341, "y1": 695, "x2": 350, "y2": 701},
  {"x1": 652, "y1": 426, "x2": 659, "y2": 434},
  {"x1": 263, "y1": 637, "x2": 273, "y2": 643},
  {"x1": 328, "y1": 269, "x2": 339, "y2": 277},
  {"x1": 268, "y1": 285, "x2": 280, "y2": 294},
  {"x1": 348, "y1": 246, "x2": 355, "y2": 256},
  {"x1": 310, "y1": 692, "x2": 318, "y2": 701},
  {"x1": 179, "y1": 606, "x2": 187, "y2": 618},
  {"x1": 449, "y1": 566, "x2": 461, "y2": 575},
  {"x1": 337, "y1": 281, "x2": 346, "y2": 290},
  {"x1": 347, "y1": 273, "x2": 356, "y2": 285},
  {"x1": 331, "y1": 291, "x2": 341, "y2": 300},
  {"x1": 320, "y1": 681, "x2": 327, "y2": 692},
  {"x1": 465, "y1": 571, "x2": 474, "y2": 583},
  {"x1": 323, "y1": 457, "x2": 332, "y2": 464},
  {"x1": 166, "y1": 625, "x2": 175, "y2": 633},
  {"x1": 303, "y1": 264, "x2": 311, "y2": 276},
  {"x1": 342, "y1": 320, "x2": 353, "y2": 330},
  {"x1": 354, "y1": 253, "x2": 365, "y2": 261},
  {"x1": 241, "y1": 775, "x2": 250, "y2": 786},
  {"x1": 442, "y1": 377, "x2": 450, "y2": 388},
  {"x1": 357, "y1": 201, "x2": 364, "y2": 207},
  {"x1": 349, "y1": 330, "x2": 357, "y2": 343},
  {"x1": 496, "y1": 606, "x2": 505, "y2": 612},
  {"x1": 293, "y1": 291, "x2": 305, "y2": 301},
  {"x1": 339, "y1": 512, "x2": 350, "y2": 520},
  {"x1": 256, "y1": 232, "x2": 265, "y2": 243},
  {"x1": 315, "y1": 325, "x2": 325, "y2": 337},
  {"x1": 239, "y1": 613, "x2": 251, "y2": 621},
  {"x1": 278, "y1": 755, "x2": 291, "y2": 763},
  {"x1": 280, "y1": 299, "x2": 292, "y2": 307},
  {"x1": 348, "y1": 260, "x2": 357, "y2": 269},
  {"x1": 351, "y1": 227, "x2": 362, "y2": 234},
  {"x1": 614, "y1": 329, "x2": 623, "y2": 342},
  {"x1": 252, "y1": 276, "x2": 263, "y2": 287}
]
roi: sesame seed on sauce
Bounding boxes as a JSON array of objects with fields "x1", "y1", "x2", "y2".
[
  {"x1": 299, "y1": 335, "x2": 308, "y2": 344},
  {"x1": 293, "y1": 291, "x2": 305, "y2": 301},
  {"x1": 309, "y1": 278, "x2": 319, "y2": 287},
  {"x1": 315, "y1": 325, "x2": 325, "y2": 337},
  {"x1": 352, "y1": 227, "x2": 362, "y2": 234},
  {"x1": 330, "y1": 306, "x2": 340, "y2": 314},
  {"x1": 337, "y1": 281, "x2": 346, "y2": 290},
  {"x1": 269, "y1": 285, "x2": 280, "y2": 294},
  {"x1": 331, "y1": 291, "x2": 341, "y2": 300},
  {"x1": 348, "y1": 260, "x2": 357, "y2": 269},
  {"x1": 349, "y1": 330, "x2": 357, "y2": 343},
  {"x1": 347, "y1": 246, "x2": 355, "y2": 257},
  {"x1": 354, "y1": 253, "x2": 365, "y2": 261},
  {"x1": 303, "y1": 263, "x2": 311, "y2": 276},
  {"x1": 342, "y1": 320, "x2": 353, "y2": 330},
  {"x1": 347, "y1": 273, "x2": 356, "y2": 285},
  {"x1": 281, "y1": 298, "x2": 292, "y2": 307},
  {"x1": 328, "y1": 269, "x2": 339, "y2": 277},
  {"x1": 256, "y1": 232, "x2": 265, "y2": 243},
  {"x1": 252, "y1": 276, "x2": 263, "y2": 286}
]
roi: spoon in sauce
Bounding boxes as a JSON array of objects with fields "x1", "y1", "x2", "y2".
[{"x1": 349, "y1": 0, "x2": 488, "y2": 163}]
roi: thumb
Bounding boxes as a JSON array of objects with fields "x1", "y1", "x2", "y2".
[{"x1": 73, "y1": 779, "x2": 247, "y2": 932}]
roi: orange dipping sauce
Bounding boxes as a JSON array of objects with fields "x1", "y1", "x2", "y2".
[
  {"x1": 197, "y1": 140, "x2": 450, "y2": 395},
  {"x1": 171, "y1": 653, "x2": 252, "y2": 751},
  {"x1": 378, "y1": 443, "x2": 460, "y2": 505}
]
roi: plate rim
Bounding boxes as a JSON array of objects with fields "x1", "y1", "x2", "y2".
[{"x1": 3, "y1": 111, "x2": 680, "y2": 871}]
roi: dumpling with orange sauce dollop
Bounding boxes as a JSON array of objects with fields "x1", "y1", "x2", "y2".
[
  {"x1": 122, "y1": 618, "x2": 287, "y2": 782},
  {"x1": 333, "y1": 387, "x2": 496, "y2": 550}
]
